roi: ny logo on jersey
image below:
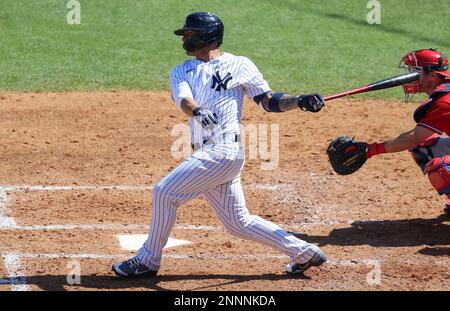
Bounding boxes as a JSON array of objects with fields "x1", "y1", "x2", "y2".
[{"x1": 211, "y1": 71, "x2": 232, "y2": 92}]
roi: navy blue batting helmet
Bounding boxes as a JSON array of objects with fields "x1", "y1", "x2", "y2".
[{"x1": 174, "y1": 12, "x2": 224, "y2": 52}]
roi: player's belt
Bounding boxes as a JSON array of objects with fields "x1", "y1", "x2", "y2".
[{"x1": 191, "y1": 133, "x2": 240, "y2": 151}]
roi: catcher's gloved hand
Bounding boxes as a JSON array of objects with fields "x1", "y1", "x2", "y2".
[
  {"x1": 193, "y1": 107, "x2": 218, "y2": 129},
  {"x1": 298, "y1": 94, "x2": 325, "y2": 113},
  {"x1": 327, "y1": 135, "x2": 368, "y2": 175}
]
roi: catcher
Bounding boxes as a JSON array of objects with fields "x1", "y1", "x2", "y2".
[{"x1": 327, "y1": 48, "x2": 450, "y2": 216}]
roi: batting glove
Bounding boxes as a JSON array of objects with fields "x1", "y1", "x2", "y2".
[
  {"x1": 193, "y1": 107, "x2": 218, "y2": 129},
  {"x1": 298, "y1": 94, "x2": 325, "y2": 113}
]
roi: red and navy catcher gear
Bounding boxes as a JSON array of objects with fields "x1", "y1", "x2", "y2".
[
  {"x1": 413, "y1": 83, "x2": 450, "y2": 125},
  {"x1": 174, "y1": 12, "x2": 224, "y2": 53},
  {"x1": 410, "y1": 136, "x2": 450, "y2": 196}
]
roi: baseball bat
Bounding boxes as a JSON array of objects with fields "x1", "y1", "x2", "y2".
[{"x1": 324, "y1": 71, "x2": 420, "y2": 101}]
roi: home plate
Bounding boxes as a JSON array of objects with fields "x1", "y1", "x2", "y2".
[{"x1": 117, "y1": 234, "x2": 192, "y2": 251}]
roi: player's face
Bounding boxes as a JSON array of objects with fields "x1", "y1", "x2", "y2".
[
  {"x1": 182, "y1": 30, "x2": 202, "y2": 56},
  {"x1": 419, "y1": 71, "x2": 441, "y2": 93},
  {"x1": 182, "y1": 30, "x2": 196, "y2": 42}
]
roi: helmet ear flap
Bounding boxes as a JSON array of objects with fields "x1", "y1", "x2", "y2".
[{"x1": 202, "y1": 27, "x2": 223, "y2": 46}]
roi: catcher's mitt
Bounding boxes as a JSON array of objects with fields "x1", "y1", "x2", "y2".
[{"x1": 326, "y1": 135, "x2": 368, "y2": 175}]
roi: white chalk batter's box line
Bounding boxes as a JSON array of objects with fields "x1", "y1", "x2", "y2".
[
  {"x1": 0, "y1": 183, "x2": 363, "y2": 230},
  {"x1": 2, "y1": 252, "x2": 450, "y2": 266},
  {"x1": 0, "y1": 183, "x2": 414, "y2": 232},
  {"x1": 2, "y1": 252, "x2": 448, "y2": 265},
  {"x1": 0, "y1": 221, "x2": 364, "y2": 231},
  {"x1": 0, "y1": 183, "x2": 292, "y2": 192}
]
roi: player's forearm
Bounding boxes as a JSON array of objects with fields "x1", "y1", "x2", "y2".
[
  {"x1": 279, "y1": 94, "x2": 304, "y2": 112},
  {"x1": 385, "y1": 130, "x2": 423, "y2": 153},
  {"x1": 180, "y1": 98, "x2": 198, "y2": 117},
  {"x1": 366, "y1": 130, "x2": 419, "y2": 158},
  {"x1": 260, "y1": 93, "x2": 302, "y2": 112},
  {"x1": 260, "y1": 93, "x2": 324, "y2": 113},
  {"x1": 366, "y1": 125, "x2": 438, "y2": 158}
]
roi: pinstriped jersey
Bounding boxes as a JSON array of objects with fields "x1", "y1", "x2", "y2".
[{"x1": 170, "y1": 52, "x2": 271, "y2": 145}]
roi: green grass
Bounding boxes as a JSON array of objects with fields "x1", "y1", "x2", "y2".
[{"x1": 1, "y1": 0, "x2": 449, "y2": 101}]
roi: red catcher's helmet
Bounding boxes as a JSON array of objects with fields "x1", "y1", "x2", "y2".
[{"x1": 399, "y1": 48, "x2": 450, "y2": 101}]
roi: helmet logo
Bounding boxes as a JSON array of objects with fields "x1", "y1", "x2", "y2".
[{"x1": 211, "y1": 71, "x2": 232, "y2": 92}]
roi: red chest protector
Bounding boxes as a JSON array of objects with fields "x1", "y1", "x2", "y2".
[{"x1": 413, "y1": 83, "x2": 450, "y2": 123}]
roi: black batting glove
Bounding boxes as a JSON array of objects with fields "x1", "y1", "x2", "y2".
[
  {"x1": 193, "y1": 107, "x2": 218, "y2": 129},
  {"x1": 297, "y1": 94, "x2": 325, "y2": 113}
]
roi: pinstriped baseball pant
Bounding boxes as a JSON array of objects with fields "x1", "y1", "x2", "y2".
[{"x1": 137, "y1": 144, "x2": 318, "y2": 271}]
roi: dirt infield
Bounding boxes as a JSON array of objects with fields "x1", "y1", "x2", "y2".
[{"x1": 0, "y1": 91, "x2": 448, "y2": 291}]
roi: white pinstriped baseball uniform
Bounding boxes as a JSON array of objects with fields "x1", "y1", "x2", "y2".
[{"x1": 136, "y1": 52, "x2": 320, "y2": 270}]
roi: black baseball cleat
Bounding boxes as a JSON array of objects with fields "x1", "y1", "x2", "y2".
[
  {"x1": 443, "y1": 202, "x2": 450, "y2": 217},
  {"x1": 286, "y1": 248, "x2": 327, "y2": 274},
  {"x1": 112, "y1": 256, "x2": 158, "y2": 278}
]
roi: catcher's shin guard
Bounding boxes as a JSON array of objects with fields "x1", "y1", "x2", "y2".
[
  {"x1": 423, "y1": 155, "x2": 450, "y2": 195},
  {"x1": 444, "y1": 196, "x2": 450, "y2": 216}
]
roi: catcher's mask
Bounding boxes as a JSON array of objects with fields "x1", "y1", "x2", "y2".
[
  {"x1": 174, "y1": 12, "x2": 224, "y2": 53},
  {"x1": 398, "y1": 48, "x2": 450, "y2": 101}
]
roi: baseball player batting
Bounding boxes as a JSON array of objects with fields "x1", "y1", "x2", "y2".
[
  {"x1": 327, "y1": 48, "x2": 450, "y2": 216},
  {"x1": 112, "y1": 12, "x2": 326, "y2": 277}
]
